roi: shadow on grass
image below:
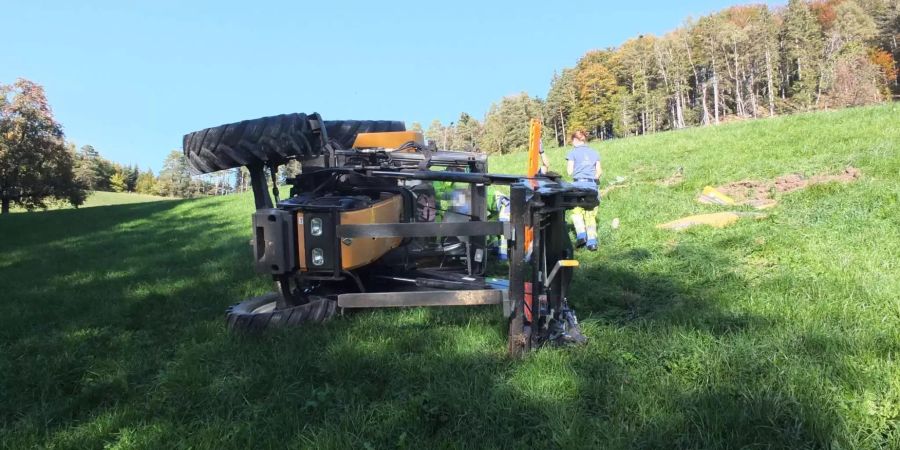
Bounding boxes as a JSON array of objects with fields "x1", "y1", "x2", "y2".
[
  {"x1": 0, "y1": 201, "x2": 889, "y2": 448},
  {"x1": 0, "y1": 199, "x2": 265, "y2": 437}
]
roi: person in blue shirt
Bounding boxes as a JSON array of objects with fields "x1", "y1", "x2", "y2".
[{"x1": 565, "y1": 130, "x2": 602, "y2": 251}]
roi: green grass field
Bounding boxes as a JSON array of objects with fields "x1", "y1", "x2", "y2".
[
  {"x1": 11, "y1": 191, "x2": 171, "y2": 212},
  {"x1": 1, "y1": 104, "x2": 898, "y2": 449},
  {"x1": 79, "y1": 191, "x2": 170, "y2": 208}
]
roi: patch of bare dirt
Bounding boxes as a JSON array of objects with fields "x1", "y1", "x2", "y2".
[
  {"x1": 715, "y1": 167, "x2": 860, "y2": 203},
  {"x1": 659, "y1": 167, "x2": 685, "y2": 187}
]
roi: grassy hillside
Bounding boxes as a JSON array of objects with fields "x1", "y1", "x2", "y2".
[
  {"x1": 1, "y1": 104, "x2": 898, "y2": 449},
  {"x1": 11, "y1": 191, "x2": 170, "y2": 212},
  {"x1": 79, "y1": 191, "x2": 170, "y2": 208}
]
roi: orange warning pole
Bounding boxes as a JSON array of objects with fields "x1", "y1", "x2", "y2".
[
  {"x1": 526, "y1": 119, "x2": 541, "y2": 177},
  {"x1": 524, "y1": 119, "x2": 541, "y2": 254}
]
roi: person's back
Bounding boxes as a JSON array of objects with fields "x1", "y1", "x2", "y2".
[{"x1": 567, "y1": 144, "x2": 600, "y2": 185}]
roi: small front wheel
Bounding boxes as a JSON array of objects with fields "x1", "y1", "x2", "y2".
[{"x1": 225, "y1": 293, "x2": 336, "y2": 332}]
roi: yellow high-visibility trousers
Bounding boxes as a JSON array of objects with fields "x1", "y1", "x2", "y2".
[{"x1": 572, "y1": 206, "x2": 597, "y2": 244}]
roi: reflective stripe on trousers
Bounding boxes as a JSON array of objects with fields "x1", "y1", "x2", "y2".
[
  {"x1": 570, "y1": 181, "x2": 599, "y2": 243},
  {"x1": 571, "y1": 206, "x2": 597, "y2": 241}
]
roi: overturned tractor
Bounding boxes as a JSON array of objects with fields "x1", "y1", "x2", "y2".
[{"x1": 183, "y1": 113, "x2": 598, "y2": 355}]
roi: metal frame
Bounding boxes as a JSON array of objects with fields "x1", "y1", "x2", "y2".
[
  {"x1": 337, "y1": 290, "x2": 504, "y2": 308},
  {"x1": 338, "y1": 221, "x2": 506, "y2": 238}
]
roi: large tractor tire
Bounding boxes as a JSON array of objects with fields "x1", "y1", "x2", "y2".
[
  {"x1": 225, "y1": 292, "x2": 337, "y2": 332},
  {"x1": 183, "y1": 114, "x2": 405, "y2": 174}
]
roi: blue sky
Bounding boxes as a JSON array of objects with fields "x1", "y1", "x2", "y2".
[{"x1": 5, "y1": 0, "x2": 780, "y2": 171}]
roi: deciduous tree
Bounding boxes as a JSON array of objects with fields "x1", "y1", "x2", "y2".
[
  {"x1": 424, "y1": 119, "x2": 446, "y2": 148},
  {"x1": 782, "y1": 0, "x2": 825, "y2": 108},
  {"x1": 109, "y1": 171, "x2": 127, "y2": 192},
  {"x1": 571, "y1": 50, "x2": 621, "y2": 138},
  {"x1": 155, "y1": 150, "x2": 192, "y2": 197},
  {"x1": 135, "y1": 169, "x2": 156, "y2": 194},
  {"x1": 0, "y1": 79, "x2": 86, "y2": 214},
  {"x1": 545, "y1": 69, "x2": 578, "y2": 145},
  {"x1": 478, "y1": 93, "x2": 543, "y2": 154}
]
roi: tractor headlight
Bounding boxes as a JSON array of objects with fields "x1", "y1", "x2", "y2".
[
  {"x1": 311, "y1": 248, "x2": 325, "y2": 266},
  {"x1": 310, "y1": 217, "x2": 323, "y2": 236}
]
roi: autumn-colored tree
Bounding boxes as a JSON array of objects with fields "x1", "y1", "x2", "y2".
[
  {"x1": 0, "y1": 79, "x2": 86, "y2": 214},
  {"x1": 857, "y1": 0, "x2": 899, "y2": 94},
  {"x1": 810, "y1": 0, "x2": 843, "y2": 31},
  {"x1": 109, "y1": 171, "x2": 127, "y2": 192},
  {"x1": 412, "y1": 0, "x2": 899, "y2": 151},
  {"x1": 813, "y1": 1, "x2": 879, "y2": 104},
  {"x1": 571, "y1": 50, "x2": 620, "y2": 138},
  {"x1": 824, "y1": 52, "x2": 884, "y2": 105},
  {"x1": 135, "y1": 169, "x2": 156, "y2": 195},
  {"x1": 870, "y1": 47, "x2": 899, "y2": 84}
]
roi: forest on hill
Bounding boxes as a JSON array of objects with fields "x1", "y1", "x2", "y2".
[
  {"x1": 422, "y1": 0, "x2": 899, "y2": 153},
  {"x1": 4, "y1": 1, "x2": 897, "y2": 211}
]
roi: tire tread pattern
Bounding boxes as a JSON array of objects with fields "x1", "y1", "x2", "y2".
[
  {"x1": 225, "y1": 293, "x2": 337, "y2": 333},
  {"x1": 183, "y1": 114, "x2": 405, "y2": 173}
]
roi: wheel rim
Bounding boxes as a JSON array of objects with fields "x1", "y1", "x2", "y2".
[{"x1": 250, "y1": 302, "x2": 277, "y2": 314}]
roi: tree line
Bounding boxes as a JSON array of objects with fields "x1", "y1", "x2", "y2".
[
  {"x1": 73, "y1": 144, "x2": 150, "y2": 194},
  {"x1": 0, "y1": 74, "x2": 281, "y2": 214},
  {"x1": 0, "y1": 78, "x2": 225, "y2": 214},
  {"x1": 422, "y1": 0, "x2": 898, "y2": 152},
  {"x1": 3, "y1": 0, "x2": 897, "y2": 213},
  {"x1": 73, "y1": 146, "x2": 225, "y2": 199}
]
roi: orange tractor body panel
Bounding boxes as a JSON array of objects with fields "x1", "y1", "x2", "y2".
[
  {"x1": 295, "y1": 195, "x2": 404, "y2": 272},
  {"x1": 352, "y1": 131, "x2": 424, "y2": 149},
  {"x1": 339, "y1": 195, "x2": 404, "y2": 270}
]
